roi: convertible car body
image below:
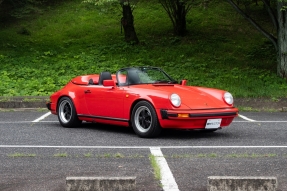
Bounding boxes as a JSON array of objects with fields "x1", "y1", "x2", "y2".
[{"x1": 47, "y1": 66, "x2": 238, "y2": 138}]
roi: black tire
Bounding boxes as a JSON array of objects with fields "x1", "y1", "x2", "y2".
[
  {"x1": 131, "y1": 101, "x2": 162, "y2": 138},
  {"x1": 57, "y1": 97, "x2": 82, "y2": 128}
]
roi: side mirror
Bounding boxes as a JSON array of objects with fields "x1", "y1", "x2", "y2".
[
  {"x1": 180, "y1": 79, "x2": 187, "y2": 86},
  {"x1": 103, "y1": 80, "x2": 116, "y2": 88}
]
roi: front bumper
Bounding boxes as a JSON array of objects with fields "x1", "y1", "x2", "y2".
[
  {"x1": 160, "y1": 109, "x2": 237, "y2": 119},
  {"x1": 158, "y1": 108, "x2": 238, "y2": 129}
]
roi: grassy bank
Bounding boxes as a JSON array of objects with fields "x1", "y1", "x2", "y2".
[{"x1": 0, "y1": 0, "x2": 286, "y2": 98}]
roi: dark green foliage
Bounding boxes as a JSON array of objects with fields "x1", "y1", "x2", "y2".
[
  {"x1": 1, "y1": 0, "x2": 46, "y2": 18},
  {"x1": 0, "y1": 0, "x2": 286, "y2": 97},
  {"x1": 17, "y1": 27, "x2": 31, "y2": 35}
]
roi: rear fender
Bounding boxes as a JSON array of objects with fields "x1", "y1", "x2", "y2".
[{"x1": 55, "y1": 83, "x2": 87, "y2": 115}]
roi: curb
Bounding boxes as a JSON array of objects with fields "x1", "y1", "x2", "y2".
[
  {"x1": 207, "y1": 176, "x2": 277, "y2": 191},
  {"x1": 65, "y1": 176, "x2": 278, "y2": 191},
  {"x1": 0, "y1": 96, "x2": 49, "y2": 109},
  {"x1": 235, "y1": 98, "x2": 287, "y2": 111},
  {"x1": 66, "y1": 177, "x2": 136, "y2": 191},
  {"x1": 0, "y1": 96, "x2": 287, "y2": 111}
]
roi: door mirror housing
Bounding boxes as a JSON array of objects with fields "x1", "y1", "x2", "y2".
[{"x1": 180, "y1": 79, "x2": 187, "y2": 86}]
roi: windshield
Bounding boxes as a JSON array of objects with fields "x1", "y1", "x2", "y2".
[{"x1": 116, "y1": 67, "x2": 177, "y2": 86}]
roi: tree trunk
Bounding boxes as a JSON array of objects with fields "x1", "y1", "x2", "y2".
[
  {"x1": 174, "y1": 1, "x2": 186, "y2": 36},
  {"x1": 277, "y1": 1, "x2": 287, "y2": 80},
  {"x1": 121, "y1": 4, "x2": 139, "y2": 44}
]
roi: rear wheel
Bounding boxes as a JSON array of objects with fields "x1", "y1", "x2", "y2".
[
  {"x1": 57, "y1": 97, "x2": 81, "y2": 128},
  {"x1": 131, "y1": 101, "x2": 161, "y2": 138}
]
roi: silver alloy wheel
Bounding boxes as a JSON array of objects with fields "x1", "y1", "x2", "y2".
[
  {"x1": 59, "y1": 100, "x2": 72, "y2": 123},
  {"x1": 134, "y1": 106, "x2": 152, "y2": 133}
]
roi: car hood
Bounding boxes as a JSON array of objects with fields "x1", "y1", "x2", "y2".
[{"x1": 134, "y1": 84, "x2": 229, "y2": 109}]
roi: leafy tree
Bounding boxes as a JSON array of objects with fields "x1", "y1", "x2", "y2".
[
  {"x1": 84, "y1": 0, "x2": 139, "y2": 43},
  {"x1": 159, "y1": 0, "x2": 190, "y2": 36},
  {"x1": 227, "y1": 0, "x2": 287, "y2": 80},
  {"x1": 159, "y1": 0, "x2": 197, "y2": 36},
  {"x1": 0, "y1": 0, "x2": 47, "y2": 18},
  {"x1": 120, "y1": 0, "x2": 139, "y2": 43}
]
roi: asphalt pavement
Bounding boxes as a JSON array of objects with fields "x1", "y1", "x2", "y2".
[
  {"x1": 0, "y1": 109, "x2": 286, "y2": 191},
  {"x1": 0, "y1": 96, "x2": 287, "y2": 191}
]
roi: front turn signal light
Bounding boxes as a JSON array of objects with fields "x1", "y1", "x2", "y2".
[{"x1": 178, "y1": 113, "x2": 189, "y2": 118}]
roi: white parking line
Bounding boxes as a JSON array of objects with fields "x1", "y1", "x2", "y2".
[
  {"x1": 32, "y1": 112, "x2": 51, "y2": 122},
  {"x1": 1, "y1": 120, "x2": 287, "y2": 124},
  {"x1": 1, "y1": 145, "x2": 286, "y2": 149},
  {"x1": 233, "y1": 121, "x2": 287, "y2": 122},
  {"x1": 150, "y1": 147, "x2": 179, "y2": 191},
  {"x1": 0, "y1": 121, "x2": 58, "y2": 123},
  {"x1": 238, "y1": 114, "x2": 256, "y2": 122}
]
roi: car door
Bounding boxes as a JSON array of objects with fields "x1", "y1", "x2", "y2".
[{"x1": 84, "y1": 85, "x2": 125, "y2": 119}]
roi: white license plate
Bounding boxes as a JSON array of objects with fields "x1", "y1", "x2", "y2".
[{"x1": 205, "y1": 119, "x2": 222, "y2": 129}]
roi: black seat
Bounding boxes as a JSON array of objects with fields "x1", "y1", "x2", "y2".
[
  {"x1": 128, "y1": 70, "x2": 141, "y2": 85},
  {"x1": 88, "y1": 79, "x2": 94, "y2": 85},
  {"x1": 98, "y1": 71, "x2": 112, "y2": 85}
]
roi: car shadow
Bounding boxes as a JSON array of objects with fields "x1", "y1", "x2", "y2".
[
  {"x1": 50, "y1": 121, "x2": 232, "y2": 140},
  {"x1": 76, "y1": 122, "x2": 232, "y2": 140},
  {"x1": 78, "y1": 122, "x2": 135, "y2": 136}
]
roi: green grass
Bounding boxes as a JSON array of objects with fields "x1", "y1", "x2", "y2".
[
  {"x1": 114, "y1": 153, "x2": 125, "y2": 158},
  {"x1": 84, "y1": 153, "x2": 93, "y2": 157},
  {"x1": 0, "y1": 0, "x2": 286, "y2": 97},
  {"x1": 7, "y1": 153, "x2": 36, "y2": 157},
  {"x1": 149, "y1": 154, "x2": 161, "y2": 182},
  {"x1": 169, "y1": 153, "x2": 279, "y2": 158},
  {"x1": 5, "y1": 152, "x2": 281, "y2": 158},
  {"x1": 54, "y1": 153, "x2": 68, "y2": 157},
  {"x1": 226, "y1": 153, "x2": 277, "y2": 158}
]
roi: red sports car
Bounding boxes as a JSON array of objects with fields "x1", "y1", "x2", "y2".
[{"x1": 47, "y1": 66, "x2": 238, "y2": 138}]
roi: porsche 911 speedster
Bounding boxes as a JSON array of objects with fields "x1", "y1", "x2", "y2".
[{"x1": 47, "y1": 66, "x2": 238, "y2": 138}]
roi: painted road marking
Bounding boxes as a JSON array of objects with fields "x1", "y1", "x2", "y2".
[
  {"x1": 0, "y1": 121, "x2": 58, "y2": 123},
  {"x1": 0, "y1": 145, "x2": 287, "y2": 148},
  {"x1": 32, "y1": 112, "x2": 51, "y2": 122},
  {"x1": 233, "y1": 121, "x2": 287, "y2": 122},
  {"x1": 238, "y1": 114, "x2": 256, "y2": 122},
  {"x1": 0, "y1": 121, "x2": 287, "y2": 124},
  {"x1": 150, "y1": 147, "x2": 179, "y2": 191}
]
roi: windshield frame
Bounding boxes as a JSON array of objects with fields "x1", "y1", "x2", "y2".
[{"x1": 116, "y1": 67, "x2": 177, "y2": 87}]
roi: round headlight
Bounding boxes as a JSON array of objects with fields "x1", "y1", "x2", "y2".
[
  {"x1": 170, "y1": 93, "x2": 181, "y2": 107},
  {"x1": 223, "y1": 92, "x2": 233, "y2": 105}
]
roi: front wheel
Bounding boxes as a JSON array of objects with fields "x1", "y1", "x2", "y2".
[
  {"x1": 131, "y1": 101, "x2": 161, "y2": 138},
  {"x1": 57, "y1": 97, "x2": 82, "y2": 128}
]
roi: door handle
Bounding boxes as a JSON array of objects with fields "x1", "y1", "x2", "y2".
[{"x1": 84, "y1": 90, "x2": 91, "y2": 94}]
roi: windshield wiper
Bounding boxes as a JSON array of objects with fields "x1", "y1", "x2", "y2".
[{"x1": 154, "y1": 80, "x2": 177, "y2": 84}]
